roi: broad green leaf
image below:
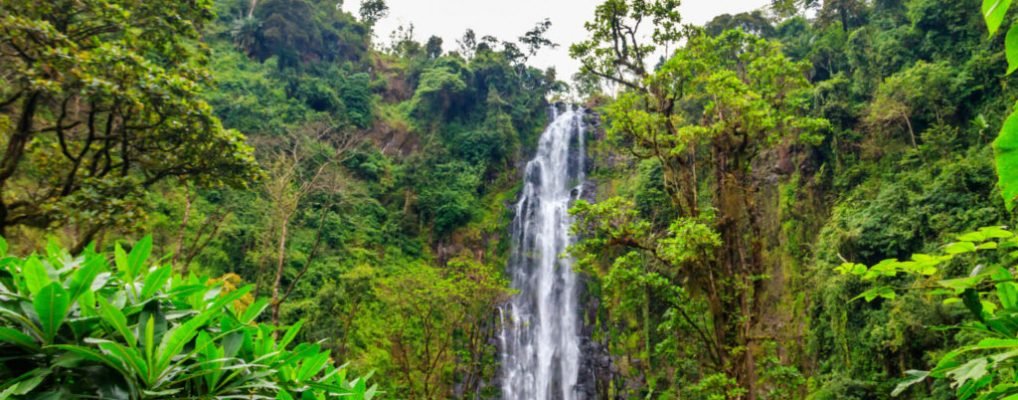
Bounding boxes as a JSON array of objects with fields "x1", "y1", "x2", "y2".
[
  {"x1": 140, "y1": 266, "x2": 171, "y2": 301},
  {"x1": 98, "y1": 341, "x2": 149, "y2": 385},
  {"x1": 945, "y1": 241, "x2": 978, "y2": 255},
  {"x1": 8, "y1": 368, "x2": 49, "y2": 396},
  {"x1": 239, "y1": 298, "x2": 269, "y2": 324},
  {"x1": 974, "y1": 338, "x2": 1018, "y2": 349},
  {"x1": 1008, "y1": 25, "x2": 1018, "y2": 75},
  {"x1": 127, "y1": 236, "x2": 153, "y2": 279},
  {"x1": 69, "y1": 254, "x2": 105, "y2": 301},
  {"x1": 114, "y1": 244, "x2": 130, "y2": 280},
  {"x1": 34, "y1": 283, "x2": 70, "y2": 343},
  {"x1": 852, "y1": 286, "x2": 896, "y2": 302},
  {"x1": 0, "y1": 236, "x2": 9, "y2": 258},
  {"x1": 279, "y1": 320, "x2": 305, "y2": 350},
  {"x1": 297, "y1": 350, "x2": 330, "y2": 382},
  {"x1": 22, "y1": 256, "x2": 50, "y2": 296},
  {"x1": 976, "y1": 241, "x2": 999, "y2": 250},
  {"x1": 998, "y1": 282, "x2": 1018, "y2": 308},
  {"x1": 0, "y1": 327, "x2": 38, "y2": 350},
  {"x1": 981, "y1": 226, "x2": 1015, "y2": 239},
  {"x1": 984, "y1": 0, "x2": 1014, "y2": 36},
  {"x1": 97, "y1": 296, "x2": 136, "y2": 345},
  {"x1": 48, "y1": 344, "x2": 130, "y2": 377},
  {"x1": 155, "y1": 285, "x2": 252, "y2": 373},
  {"x1": 946, "y1": 356, "x2": 989, "y2": 389},
  {"x1": 143, "y1": 316, "x2": 155, "y2": 370},
  {"x1": 940, "y1": 275, "x2": 989, "y2": 293},
  {"x1": 957, "y1": 231, "x2": 988, "y2": 242},
  {"x1": 994, "y1": 107, "x2": 1018, "y2": 211}
]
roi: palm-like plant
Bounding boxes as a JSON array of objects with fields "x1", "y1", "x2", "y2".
[{"x1": 0, "y1": 236, "x2": 376, "y2": 399}]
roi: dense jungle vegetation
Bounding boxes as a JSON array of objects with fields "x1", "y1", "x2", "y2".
[{"x1": 5, "y1": 0, "x2": 1018, "y2": 398}]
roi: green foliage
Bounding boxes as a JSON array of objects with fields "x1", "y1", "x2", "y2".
[
  {"x1": 977, "y1": 0, "x2": 1018, "y2": 211},
  {"x1": 247, "y1": 0, "x2": 369, "y2": 67},
  {"x1": 415, "y1": 161, "x2": 482, "y2": 236},
  {"x1": 839, "y1": 226, "x2": 1018, "y2": 399},
  {"x1": 409, "y1": 58, "x2": 471, "y2": 124},
  {"x1": 0, "y1": 0, "x2": 262, "y2": 241},
  {"x1": 0, "y1": 236, "x2": 375, "y2": 399},
  {"x1": 575, "y1": 0, "x2": 1018, "y2": 398},
  {"x1": 996, "y1": 111, "x2": 1018, "y2": 210}
]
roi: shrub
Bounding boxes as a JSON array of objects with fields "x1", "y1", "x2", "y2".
[{"x1": 0, "y1": 236, "x2": 376, "y2": 399}]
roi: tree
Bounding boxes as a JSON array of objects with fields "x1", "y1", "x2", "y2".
[
  {"x1": 457, "y1": 29, "x2": 478, "y2": 59},
  {"x1": 409, "y1": 58, "x2": 471, "y2": 125},
  {"x1": 374, "y1": 257, "x2": 508, "y2": 398},
  {"x1": 519, "y1": 18, "x2": 558, "y2": 57},
  {"x1": 258, "y1": 121, "x2": 360, "y2": 325},
  {"x1": 705, "y1": 11, "x2": 776, "y2": 38},
  {"x1": 426, "y1": 35, "x2": 444, "y2": 59},
  {"x1": 573, "y1": 4, "x2": 828, "y2": 393},
  {"x1": 771, "y1": 0, "x2": 868, "y2": 31},
  {"x1": 0, "y1": 0, "x2": 261, "y2": 248},
  {"x1": 569, "y1": 0, "x2": 682, "y2": 90},
  {"x1": 359, "y1": 0, "x2": 389, "y2": 26}
]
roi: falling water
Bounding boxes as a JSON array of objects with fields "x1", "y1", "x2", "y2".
[{"x1": 500, "y1": 105, "x2": 586, "y2": 400}]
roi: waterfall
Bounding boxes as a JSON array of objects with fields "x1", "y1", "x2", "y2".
[{"x1": 500, "y1": 105, "x2": 586, "y2": 400}]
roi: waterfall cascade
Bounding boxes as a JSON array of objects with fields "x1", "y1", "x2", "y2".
[{"x1": 500, "y1": 106, "x2": 587, "y2": 400}]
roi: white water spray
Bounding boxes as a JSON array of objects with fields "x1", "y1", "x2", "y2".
[{"x1": 500, "y1": 106, "x2": 586, "y2": 400}]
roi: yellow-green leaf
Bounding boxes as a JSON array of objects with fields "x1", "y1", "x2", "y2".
[
  {"x1": 994, "y1": 107, "x2": 1018, "y2": 211},
  {"x1": 985, "y1": 0, "x2": 1014, "y2": 36},
  {"x1": 1008, "y1": 24, "x2": 1018, "y2": 74}
]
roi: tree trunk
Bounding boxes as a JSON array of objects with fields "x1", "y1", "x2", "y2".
[
  {"x1": 0, "y1": 92, "x2": 41, "y2": 237},
  {"x1": 270, "y1": 216, "x2": 290, "y2": 326},
  {"x1": 172, "y1": 188, "x2": 193, "y2": 273}
]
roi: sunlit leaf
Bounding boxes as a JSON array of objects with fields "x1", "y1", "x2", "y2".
[
  {"x1": 994, "y1": 107, "x2": 1018, "y2": 211},
  {"x1": 984, "y1": 0, "x2": 1014, "y2": 36},
  {"x1": 892, "y1": 370, "x2": 929, "y2": 397}
]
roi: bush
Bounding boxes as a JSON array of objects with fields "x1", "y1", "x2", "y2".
[{"x1": 0, "y1": 236, "x2": 376, "y2": 399}]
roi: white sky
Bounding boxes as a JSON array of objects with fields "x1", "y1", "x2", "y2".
[{"x1": 344, "y1": 0, "x2": 773, "y2": 78}]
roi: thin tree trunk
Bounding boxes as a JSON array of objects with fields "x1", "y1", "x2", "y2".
[
  {"x1": 903, "y1": 113, "x2": 918, "y2": 149},
  {"x1": 270, "y1": 216, "x2": 290, "y2": 326},
  {"x1": 0, "y1": 92, "x2": 40, "y2": 236},
  {"x1": 172, "y1": 187, "x2": 193, "y2": 273}
]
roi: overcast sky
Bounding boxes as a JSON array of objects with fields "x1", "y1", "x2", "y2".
[{"x1": 344, "y1": 0, "x2": 773, "y2": 78}]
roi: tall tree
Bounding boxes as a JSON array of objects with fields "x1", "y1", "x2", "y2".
[{"x1": 573, "y1": 2, "x2": 828, "y2": 395}]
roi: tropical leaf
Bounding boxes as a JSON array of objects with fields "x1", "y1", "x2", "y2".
[
  {"x1": 0, "y1": 326, "x2": 38, "y2": 350},
  {"x1": 97, "y1": 296, "x2": 136, "y2": 345},
  {"x1": 127, "y1": 236, "x2": 153, "y2": 280},
  {"x1": 984, "y1": 0, "x2": 1015, "y2": 36},
  {"x1": 34, "y1": 283, "x2": 70, "y2": 343},
  {"x1": 994, "y1": 107, "x2": 1018, "y2": 211},
  {"x1": 22, "y1": 256, "x2": 50, "y2": 296}
]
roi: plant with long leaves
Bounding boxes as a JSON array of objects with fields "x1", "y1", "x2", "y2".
[{"x1": 0, "y1": 236, "x2": 377, "y2": 399}]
